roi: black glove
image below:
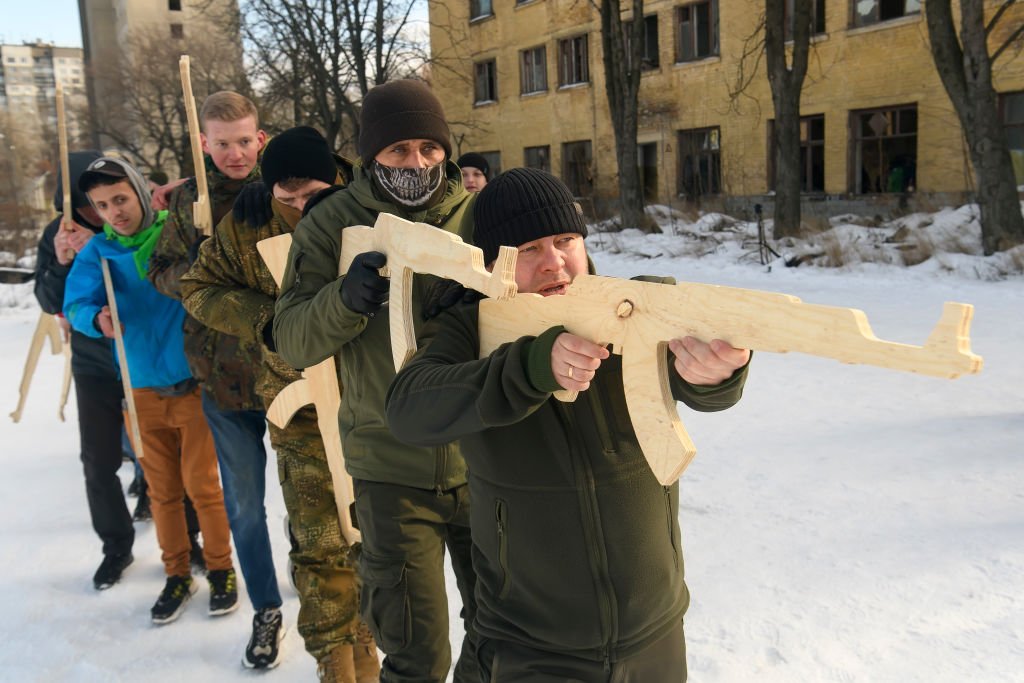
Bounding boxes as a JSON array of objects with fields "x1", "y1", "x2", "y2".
[
  {"x1": 422, "y1": 279, "x2": 484, "y2": 320},
  {"x1": 232, "y1": 181, "x2": 272, "y2": 228},
  {"x1": 341, "y1": 251, "x2": 389, "y2": 316},
  {"x1": 187, "y1": 235, "x2": 209, "y2": 264}
]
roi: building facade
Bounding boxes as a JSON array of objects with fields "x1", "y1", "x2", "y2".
[
  {"x1": 0, "y1": 42, "x2": 88, "y2": 141},
  {"x1": 429, "y1": 0, "x2": 1024, "y2": 219}
]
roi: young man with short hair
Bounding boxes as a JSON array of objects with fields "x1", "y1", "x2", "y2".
[
  {"x1": 63, "y1": 157, "x2": 235, "y2": 624},
  {"x1": 272, "y1": 80, "x2": 480, "y2": 683},
  {"x1": 148, "y1": 91, "x2": 285, "y2": 668},
  {"x1": 455, "y1": 152, "x2": 489, "y2": 193},
  {"x1": 181, "y1": 126, "x2": 381, "y2": 680},
  {"x1": 386, "y1": 168, "x2": 752, "y2": 682},
  {"x1": 33, "y1": 150, "x2": 140, "y2": 589}
]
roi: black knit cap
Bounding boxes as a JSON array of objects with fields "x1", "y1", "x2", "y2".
[
  {"x1": 261, "y1": 126, "x2": 337, "y2": 191},
  {"x1": 456, "y1": 152, "x2": 489, "y2": 178},
  {"x1": 357, "y1": 79, "x2": 452, "y2": 165},
  {"x1": 473, "y1": 168, "x2": 588, "y2": 264}
]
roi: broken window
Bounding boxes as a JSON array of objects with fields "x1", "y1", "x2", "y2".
[
  {"x1": 470, "y1": 0, "x2": 493, "y2": 21},
  {"x1": 625, "y1": 15, "x2": 661, "y2": 71},
  {"x1": 851, "y1": 105, "x2": 917, "y2": 193},
  {"x1": 852, "y1": 0, "x2": 921, "y2": 28},
  {"x1": 562, "y1": 140, "x2": 593, "y2": 197},
  {"x1": 768, "y1": 114, "x2": 825, "y2": 192},
  {"x1": 677, "y1": 127, "x2": 721, "y2": 197},
  {"x1": 639, "y1": 142, "x2": 659, "y2": 200}
]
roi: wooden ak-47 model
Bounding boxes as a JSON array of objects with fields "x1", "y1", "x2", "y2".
[
  {"x1": 477, "y1": 275, "x2": 984, "y2": 485},
  {"x1": 101, "y1": 259, "x2": 145, "y2": 459},
  {"x1": 9, "y1": 314, "x2": 64, "y2": 423},
  {"x1": 256, "y1": 213, "x2": 518, "y2": 545},
  {"x1": 179, "y1": 56, "x2": 213, "y2": 236}
]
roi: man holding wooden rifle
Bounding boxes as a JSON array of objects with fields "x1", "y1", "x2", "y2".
[
  {"x1": 63, "y1": 157, "x2": 235, "y2": 625},
  {"x1": 386, "y1": 168, "x2": 751, "y2": 681},
  {"x1": 33, "y1": 150, "x2": 144, "y2": 589}
]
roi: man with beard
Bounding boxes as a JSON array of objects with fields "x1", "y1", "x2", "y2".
[{"x1": 272, "y1": 80, "x2": 479, "y2": 683}]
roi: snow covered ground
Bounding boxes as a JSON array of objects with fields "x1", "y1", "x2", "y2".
[{"x1": 1, "y1": 207, "x2": 1022, "y2": 682}]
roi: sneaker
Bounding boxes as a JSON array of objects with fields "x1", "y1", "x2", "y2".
[
  {"x1": 207, "y1": 568, "x2": 239, "y2": 616},
  {"x1": 132, "y1": 491, "x2": 152, "y2": 522},
  {"x1": 151, "y1": 575, "x2": 197, "y2": 625},
  {"x1": 127, "y1": 477, "x2": 142, "y2": 497},
  {"x1": 93, "y1": 552, "x2": 133, "y2": 590},
  {"x1": 244, "y1": 607, "x2": 285, "y2": 669},
  {"x1": 189, "y1": 533, "x2": 207, "y2": 575}
]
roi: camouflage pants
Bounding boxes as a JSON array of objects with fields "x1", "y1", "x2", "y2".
[{"x1": 270, "y1": 414, "x2": 361, "y2": 661}]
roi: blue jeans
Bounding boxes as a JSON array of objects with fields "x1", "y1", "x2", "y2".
[{"x1": 201, "y1": 392, "x2": 282, "y2": 610}]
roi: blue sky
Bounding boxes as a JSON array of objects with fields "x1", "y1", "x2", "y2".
[{"x1": 2, "y1": 0, "x2": 82, "y2": 47}]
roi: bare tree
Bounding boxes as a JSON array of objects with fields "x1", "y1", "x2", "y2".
[
  {"x1": 765, "y1": 0, "x2": 812, "y2": 239},
  {"x1": 83, "y1": 26, "x2": 250, "y2": 177},
  {"x1": 242, "y1": 0, "x2": 427, "y2": 152},
  {"x1": 598, "y1": 0, "x2": 654, "y2": 231},
  {"x1": 926, "y1": 0, "x2": 1024, "y2": 254}
]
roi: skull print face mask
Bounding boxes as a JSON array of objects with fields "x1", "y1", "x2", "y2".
[{"x1": 371, "y1": 160, "x2": 446, "y2": 208}]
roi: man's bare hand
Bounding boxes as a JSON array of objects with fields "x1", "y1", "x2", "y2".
[
  {"x1": 95, "y1": 306, "x2": 123, "y2": 339},
  {"x1": 151, "y1": 177, "x2": 189, "y2": 210},
  {"x1": 57, "y1": 315, "x2": 71, "y2": 344},
  {"x1": 56, "y1": 217, "x2": 93, "y2": 265},
  {"x1": 669, "y1": 337, "x2": 750, "y2": 386},
  {"x1": 551, "y1": 332, "x2": 609, "y2": 392}
]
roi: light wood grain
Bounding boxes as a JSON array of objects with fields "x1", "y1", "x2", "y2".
[
  {"x1": 9, "y1": 314, "x2": 63, "y2": 423},
  {"x1": 179, "y1": 56, "x2": 213, "y2": 236},
  {"x1": 100, "y1": 259, "x2": 145, "y2": 460}
]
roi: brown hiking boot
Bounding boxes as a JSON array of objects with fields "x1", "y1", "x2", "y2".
[
  {"x1": 317, "y1": 645, "x2": 356, "y2": 683},
  {"x1": 354, "y1": 621, "x2": 381, "y2": 683}
]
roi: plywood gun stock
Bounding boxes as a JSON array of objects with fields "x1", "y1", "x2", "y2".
[
  {"x1": 479, "y1": 274, "x2": 983, "y2": 486},
  {"x1": 257, "y1": 234, "x2": 360, "y2": 546},
  {"x1": 339, "y1": 213, "x2": 518, "y2": 370},
  {"x1": 10, "y1": 314, "x2": 64, "y2": 423}
]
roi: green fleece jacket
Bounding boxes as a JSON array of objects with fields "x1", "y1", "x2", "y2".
[
  {"x1": 273, "y1": 161, "x2": 474, "y2": 490},
  {"x1": 385, "y1": 290, "x2": 749, "y2": 664}
]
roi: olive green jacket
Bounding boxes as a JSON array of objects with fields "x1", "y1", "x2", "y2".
[
  {"x1": 385, "y1": 290, "x2": 749, "y2": 663},
  {"x1": 273, "y1": 161, "x2": 474, "y2": 490}
]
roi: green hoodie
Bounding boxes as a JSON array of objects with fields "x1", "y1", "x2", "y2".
[{"x1": 273, "y1": 160, "x2": 474, "y2": 490}]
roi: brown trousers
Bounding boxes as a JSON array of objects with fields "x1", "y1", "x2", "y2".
[{"x1": 132, "y1": 387, "x2": 232, "y2": 577}]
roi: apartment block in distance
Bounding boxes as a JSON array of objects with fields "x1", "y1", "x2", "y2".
[
  {"x1": 429, "y1": 0, "x2": 1024, "y2": 219},
  {"x1": 0, "y1": 42, "x2": 88, "y2": 141}
]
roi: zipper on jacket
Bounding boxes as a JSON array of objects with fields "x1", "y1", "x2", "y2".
[
  {"x1": 585, "y1": 387, "x2": 619, "y2": 454},
  {"x1": 556, "y1": 402, "x2": 618, "y2": 662},
  {"x1": 495, "y1": 499, "x2": 512, "y2": 599},
  {"x1": 664, "y1": 486, "x2": 680, "y2": 570}
]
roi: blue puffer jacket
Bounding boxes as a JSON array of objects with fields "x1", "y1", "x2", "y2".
[{"x1": 63, "y1": 215, "x2": 192, "y2": 390}]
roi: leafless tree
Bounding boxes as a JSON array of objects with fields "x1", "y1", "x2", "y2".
[
  {"x1": 82, "y1": 25, "x2": 250, "y2": 177},
  {"x1": 242, "y1": 0, "x2": 427, "y2": 153},
  {"x1": 926, "y1": 0, "x2": 1024, "y2": 254}
]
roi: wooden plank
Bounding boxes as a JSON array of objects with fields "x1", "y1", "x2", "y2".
[
  {"x1": 100, "y1": 259, "x2": 145, "y2": 460},
  {"x1": 179, "y1": 56, "x2": 213, "y2": 236},
  {"x1": 9, "y1": 313, "x2": 63, "y2": 423}
]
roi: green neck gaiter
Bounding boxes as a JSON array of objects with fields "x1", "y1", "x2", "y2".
[{"x1": 103, "y1": 210, "x2": 169, "y2": 279}]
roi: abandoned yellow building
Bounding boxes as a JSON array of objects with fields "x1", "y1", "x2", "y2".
[{"x1": 428, "y1": 0, "x2": 1024, "y2": 218}]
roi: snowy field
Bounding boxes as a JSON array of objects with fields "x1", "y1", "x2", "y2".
[{"x1": 0, "y1": 207, "x2": 1022, "y2": 682}]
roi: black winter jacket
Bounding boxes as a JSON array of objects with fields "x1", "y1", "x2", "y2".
[{"x1": 33, "y1": 150, "x2": 117, "y2": 379}]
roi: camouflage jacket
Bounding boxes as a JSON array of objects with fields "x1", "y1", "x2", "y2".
[
  {"x1": 148, "y1": 155, "x2": 263, "y2": 411},
  {"x1": 181, "y1": 197, "x2": 314, "y2": 414}
]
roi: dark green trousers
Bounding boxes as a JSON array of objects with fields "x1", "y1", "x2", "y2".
[
  {"x1": 478, "y1": 620, "x2": 686, "y2": 683},
  {"x1": 353, "y1": 478, "x2": 479, "y2": 683}
]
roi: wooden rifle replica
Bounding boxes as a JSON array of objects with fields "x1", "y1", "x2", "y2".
[
  {"x1": 10, "y1": 86, "x2": 75, "y2": 423},
  {"x1": 101, "y1": 259, "x2": 145, "y2": 459},
  {"x1": 477, "y1": 275, "x2": 984, "y2": 485},
  {"x1": 256, "y1": 213, "x2": 517, "y2": 545},
  {"x1": 9, "y1": 314, "x2": 64, "y2": 423},
  {"x1": 179, "y1": 56, "x2": 213, "y2": 236}
]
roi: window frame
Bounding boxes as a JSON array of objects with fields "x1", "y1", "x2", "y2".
[
  {"x1": 850, "y1": 104, "x2": 918, "y2": 194},
  {"x1": 474, "y1": 59, "x2": 498, "y2": 104},
  {"x1": 520, "y1": 45, "x2": 548, "y2": 95},
  {"x1": 524, "y1": 145, "x2": 551, "y2": 172},
  {"x1": 674, "y1": 0, "x2": 719, "y2": 63},
  {"x1": 784, "y1": 0, "x2": 826, "y2": 40},
  {"x1": 558, "y1": 34, "x2": 590, "y2": 87},
  {"x1": 767, "y1": 114, "x2": 826, "y2": 193},
  {"x1": 677, "y1": 126, "x2": 722, "y2": 198},
  {"x1": 561, "y1": 140, "x2": 594, "y2": 197},
  {"x1": 851, "y1": 0, "x2": 921, "y2": 29},
  {"x1": 470, "y1": 0, "x2": 494, "y2": 21}
]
